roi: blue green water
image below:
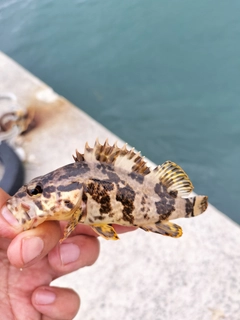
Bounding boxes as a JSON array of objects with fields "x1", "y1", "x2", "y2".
[{"x1": 0, "y1": 0, "x2": 240, "y2": 224}]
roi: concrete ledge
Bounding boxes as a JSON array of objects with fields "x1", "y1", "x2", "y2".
[{"x1": 0, "y1": 52, "x2": 239, "y2": 320}]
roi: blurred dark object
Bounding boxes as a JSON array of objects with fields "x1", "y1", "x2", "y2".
[
  {"x1": 0, "y1": 141, "x2": 24, "y2": 195},
  {"x1": 0, "y1": 92, "x2": 35, "y2": 142}
]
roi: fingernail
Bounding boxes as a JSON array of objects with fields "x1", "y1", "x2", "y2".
[
  {"x1": 1, "y1": 205, "x2": 21, "y2": 228},
  {"x1": 22, "y1": 237, "x2": 44, "y2": 264},
  {"x1": 35, "y1": 289, "x2": 56, "y2": 305},
  {"x1": 60, "y1": 243, "x2": 80, "y2": 265}
]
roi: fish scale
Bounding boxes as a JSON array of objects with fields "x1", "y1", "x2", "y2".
[{"x1": 7, "y1": 139, "x2": 208, "y2": 242}]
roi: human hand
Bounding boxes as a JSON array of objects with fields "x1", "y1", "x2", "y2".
[{"x1": 0, "y1": 188, "x2": 135, "y2": 320}]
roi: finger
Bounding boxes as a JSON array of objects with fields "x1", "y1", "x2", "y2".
[
  {"x1": 0, "y1": 188, "x2": 10, "y2": 205},
  {"x1": 0, "y1": 189, "x2": 23, "y2": 239},
  {"x1": 48, "y1": 234, "x2": 100, "y2": 277},
  {"x1": 32, "y1": 286, "x2": 80, "y2": 320},
  {"x1": 7, "y1": 221, "x2": 61, "y2": 268},
  {"x1": 113, "y1": 224, "x2": 138, "y2": 234}
]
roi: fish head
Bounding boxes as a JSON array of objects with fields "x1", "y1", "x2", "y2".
[{"x1": 7, "y1": 175, "x2": 81, "y2": 230}]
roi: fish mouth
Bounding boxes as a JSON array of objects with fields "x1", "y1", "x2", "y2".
[
  {"x1": 6, "y1": 198, "x2": 38, "y2": 226},
  {"x1": 6, "y1": 198, "x2": 17, "y2": 216}
]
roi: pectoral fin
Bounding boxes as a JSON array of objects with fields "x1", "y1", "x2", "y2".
[
  {"x1": 140, "y1": 221, "x2": 182, "y2": 238},
  {"x1": 91, "y1": 224, "x2": 119, "y2": 240},
  {"x1": 60, "y1": 207, "x2": 82, "y2": 243}
]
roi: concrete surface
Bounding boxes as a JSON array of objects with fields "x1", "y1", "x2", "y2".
[{"x1": 0, "y1": 51, "x2": 239, "y2": 320}]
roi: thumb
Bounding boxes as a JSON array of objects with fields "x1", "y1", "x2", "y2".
[{"x1": 0, "y1": 188, "x2": 23, "y2": 239}]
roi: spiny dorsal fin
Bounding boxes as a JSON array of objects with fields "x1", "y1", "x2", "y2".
[
  {"x1": 146, "y1": 160, "x2": 194, "y2": 197},
  {"x1": 76, "y1": 139, "x2": 151, "y2": 175},
  {"x1": 74, "y1": 140, "x2": 193, "y2": 196},
  {"x1": 73, "y1": 150, "x2": 85, "y2": 162}
]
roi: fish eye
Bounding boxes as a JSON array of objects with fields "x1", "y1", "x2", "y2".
[{"x1": 27, "y1": 184, "x2": 43, "y2": 196}]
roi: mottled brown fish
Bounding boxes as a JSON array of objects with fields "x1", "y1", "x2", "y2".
[{"x1": 7, "y1": 139, "x2": 208, "y2": 241}]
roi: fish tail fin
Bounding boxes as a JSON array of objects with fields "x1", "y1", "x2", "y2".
[{"x1": 185, "y1": 195, "x2": 208, "y2": 218}]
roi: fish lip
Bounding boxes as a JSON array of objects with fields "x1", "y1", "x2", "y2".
[
  {"x1": 6, "y1": 197, "x2": 13, "y2": 206},
  {"x1": 6, "y1": 198, "x2": 17, "y2": 213}
]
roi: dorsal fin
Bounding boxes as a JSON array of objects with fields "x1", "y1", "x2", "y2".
[
  {"x1": 146, "y1": 160, "x2": 194, "y2": 197},
  {"x1": 74, "y1": 139, "x2": 151, "y2": 175},
  {"x1": 74, "y1": 140, "x2": 194, "y2": 196},
  {"x1": 73, "y1": 150, "x2": 85, "y2": 162}
]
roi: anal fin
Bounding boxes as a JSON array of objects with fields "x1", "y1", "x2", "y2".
[
  {"x1": 91, "y1": 224, "x2": 119, "y2": 240},
  {"x1": 140, "y1": 221, "x2": 182, "y2": 238}
]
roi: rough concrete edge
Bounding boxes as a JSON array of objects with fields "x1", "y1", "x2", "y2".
[{"x1": 0, "y1": 51, "x2": 47, "y2": 87}]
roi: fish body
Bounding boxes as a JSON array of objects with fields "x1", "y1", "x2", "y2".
[{"x1": 7, "y1": 140, "x2": 208, "y2": 241}]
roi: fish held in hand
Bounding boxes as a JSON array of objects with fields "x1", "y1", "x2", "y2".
[{"x1": 7, "y1": 139, "x2": 208, "y2": 242}]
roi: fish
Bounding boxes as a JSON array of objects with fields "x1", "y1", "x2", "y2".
[{"x1": 6, "y1": 139, "x2": 208, "y2": 242}]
